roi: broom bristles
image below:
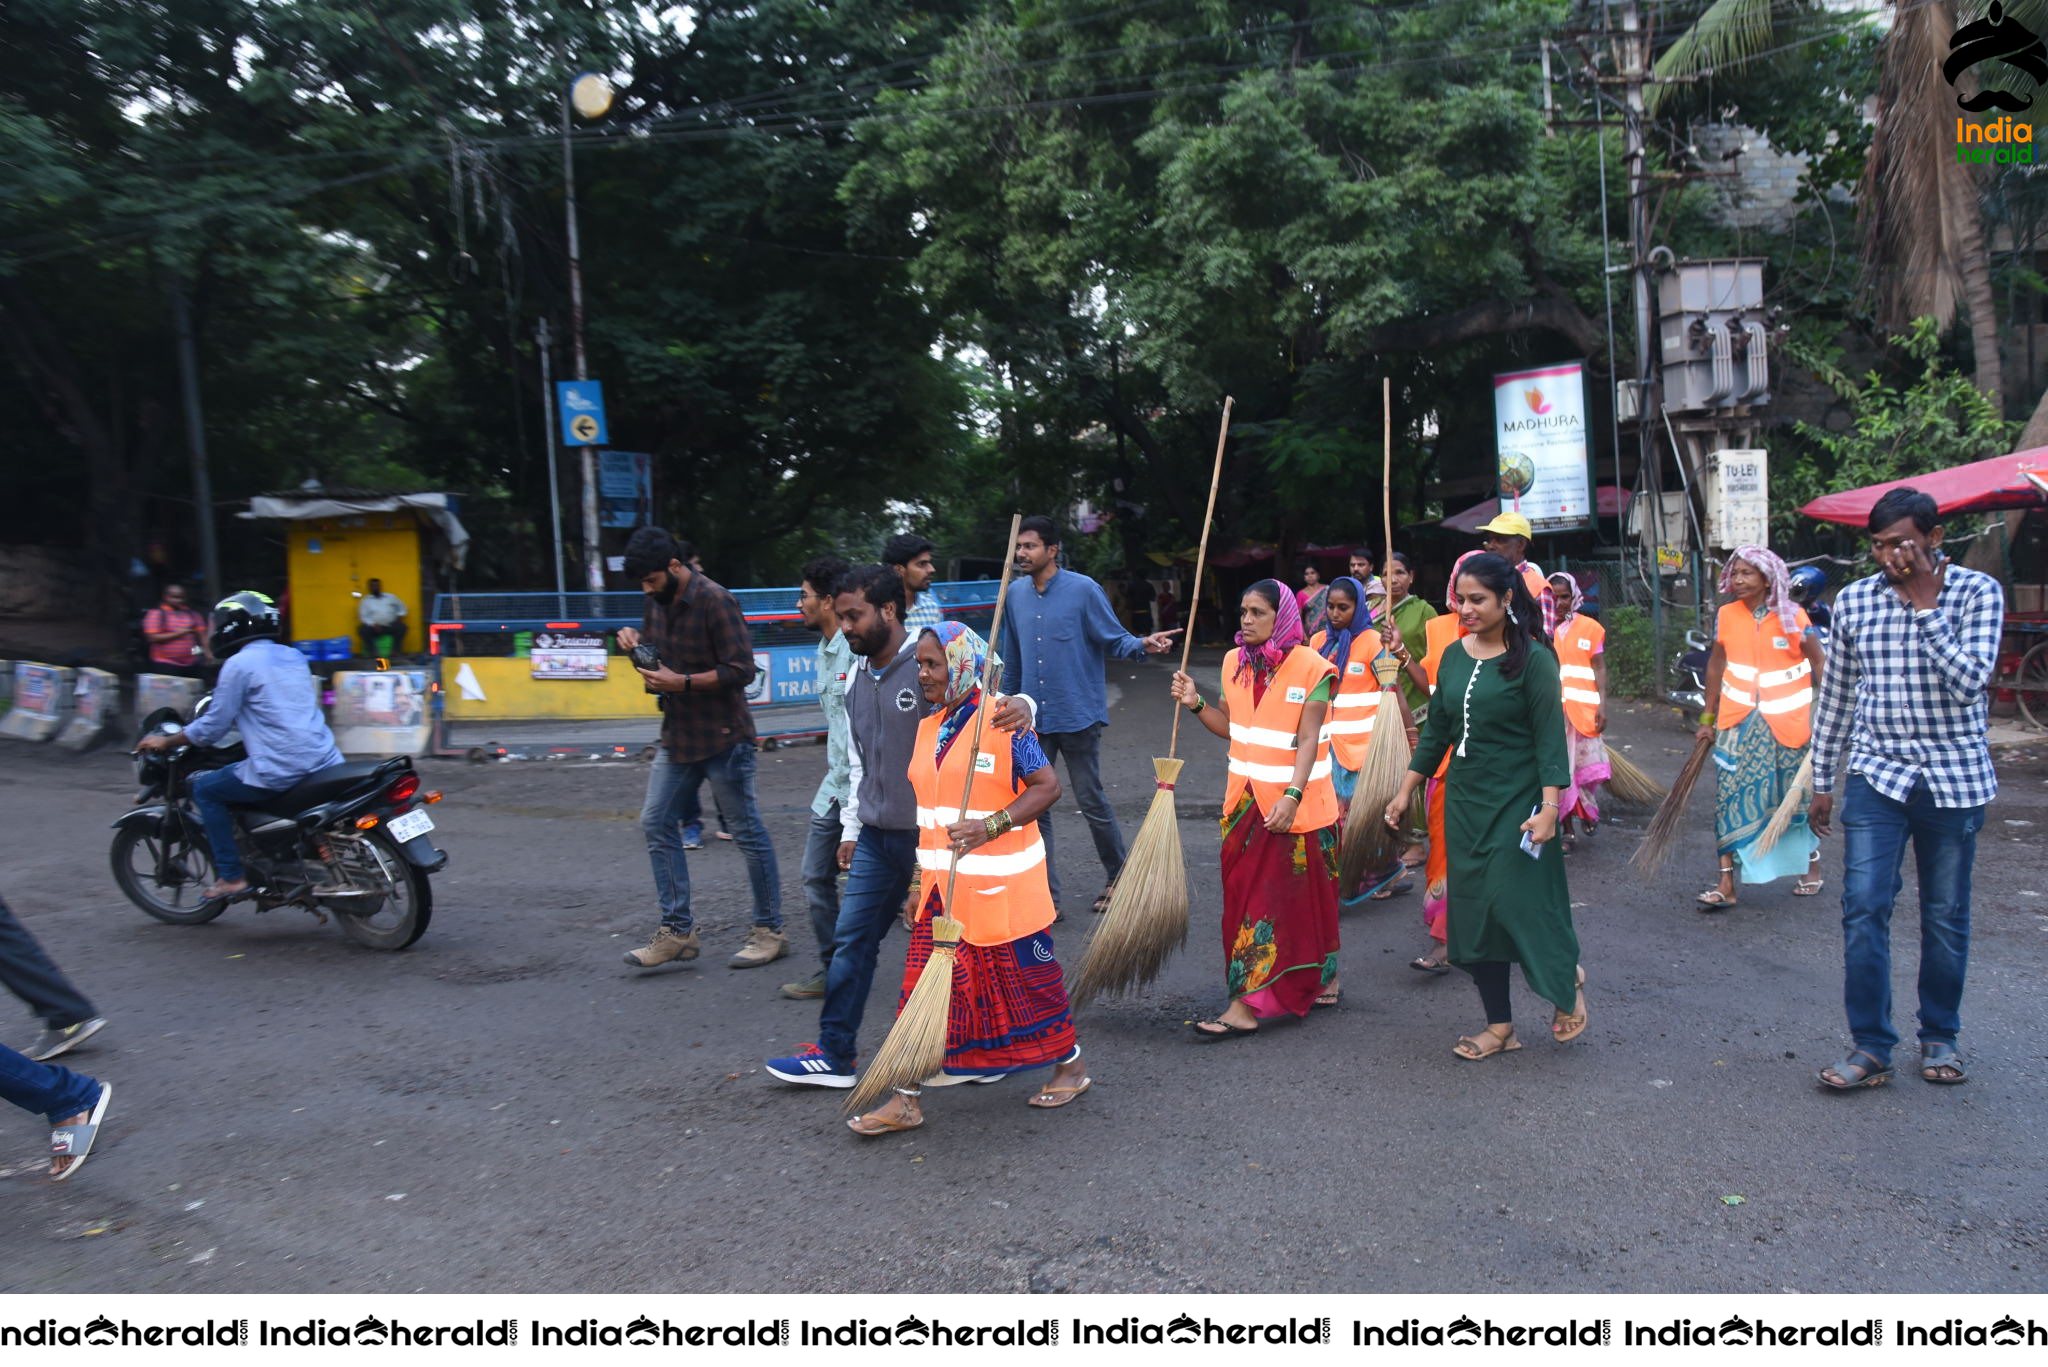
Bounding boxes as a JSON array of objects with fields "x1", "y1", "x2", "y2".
[
  {"x1": 1751, "y1": 753, "x2": 1814, "y2": 857},
  {"x1": 1630, "y1": 731, "x2": 1717, "y2": 874},
  {"x1": 844, "y1": 913, "x2": 964, "y2": 1114},
  {"x1": 1603, "y1": 749, "x2": 1667, "y2": 808},
  {"x1": 1070, "y1": 757, "x2": 1188, "y2": 1009},
  {"x1": 1337, "y1": 692, "x2": 1414, "y2": 895}
]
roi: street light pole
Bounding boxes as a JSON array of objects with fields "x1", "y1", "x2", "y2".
[
  {"x1": 562, "y1": 74, "x2": 606, "y2": 591},
  {"x1": 537, "y1": 316, "x2": 568, "y2": 616}
]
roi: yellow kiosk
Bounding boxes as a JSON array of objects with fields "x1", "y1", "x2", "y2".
[{"x1": 242, "y1": 490, "x2": 470, "y2": 647}]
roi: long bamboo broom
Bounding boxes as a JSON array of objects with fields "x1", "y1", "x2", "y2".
[
  {"x1": 1337, "y1": 377, "x2": 1411, "y2": 892},
  {"x1": 1070, "y1": 397, "x2": 1233, "y2": 1008},
  {"x1": 1750, "y1": 753, "x2": 1814, "y2": 858},
  {"x1": 1603, "y1": 749, "x2": 1667, "y2": 807},
  {"x1": 1629, "y1": 729, "x2": 1717, "y2": 873},
  {"x1": 844, "y1": 514, "x2": 1024, "y2": 1115}
]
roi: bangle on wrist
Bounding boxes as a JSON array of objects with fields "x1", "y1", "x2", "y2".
[
  {"x1": 1282, "y1": 785, "x2": 1304, "y2": 801},
  {"x1": 1189, "y1": 696, "x2": 1206, "y2": 714},
  {"x1": 1699, "y1": 710, "x2": 1715, "y2": 726},
  {"x1": 1540, "y1": 800, "x2": 1559, "y2": 810}
]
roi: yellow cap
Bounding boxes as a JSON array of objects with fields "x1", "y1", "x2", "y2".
[{"x1": 1476, "y1": 511, "x2": 1533, "y2": 540}]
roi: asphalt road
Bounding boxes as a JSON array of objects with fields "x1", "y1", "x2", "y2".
[{"x1": 3, "y1": 655, "x2": 2046, "y2": 1293}]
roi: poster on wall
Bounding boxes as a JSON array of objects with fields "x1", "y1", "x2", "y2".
[
  {"x1": 1493, "y1": 362, "x2": 1593, "y2": 533},
  {"x1": 531, "y1": 632, "x2": 609, "y2": 681}
]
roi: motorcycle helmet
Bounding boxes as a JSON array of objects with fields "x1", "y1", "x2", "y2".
[
  {"x1": 209, "y1": 590, "x2": 282, "y2": 659},
  {"x1": 1787, "y1": 565, "x2": 1827, "y2": 604}
]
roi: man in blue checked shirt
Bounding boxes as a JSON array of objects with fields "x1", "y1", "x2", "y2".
[
  {"x1": 1807, "y1": 488, "x2": 2004, "y2": 1092},
  {"x1": 781, "y1": 553, "x2": 857, "y2": 1001},
  {"x1": 999, "y1": 516, "x2": 1180, "y2": 915}
]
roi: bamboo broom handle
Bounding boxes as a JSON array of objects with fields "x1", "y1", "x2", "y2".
[
  {"x1": 1382, "y1": 377, "x2": 1393, "y2": 581},
  {"x1": 940, "y1": 513, "x2": 1025, "y2": 914},
  {"x1": 1169, "y1": 396, "x2": 1234, "y2": 760}
]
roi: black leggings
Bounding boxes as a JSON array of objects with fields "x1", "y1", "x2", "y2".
[{"x1": 1462, "y1": 960, "x2": 1513, "y2": 1025}]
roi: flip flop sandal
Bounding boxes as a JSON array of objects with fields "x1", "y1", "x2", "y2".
[
  {"x1": 1453, "y1": 1031, "x2": 1521, "y2": 1061},
  {"x1": 1920, "y1": 1042, "x2": 1968, "y2": 1085},
  {"x1": 1792, "y1": 877, "x2": 1826, "y2": 897},
  {"x1": 1313, "y1": 990, "x2": 1341, "y2": 1009},
  {"x1": 1818, "y1": 1048, "x2": 1893, "y2": 1091},
  {"x1": 1695, "y1": 888, "x2": 1737, "y2": 911},
  {"x1": 847, "y1": 1089, "x2": 924, "y2": 1136},
  {"x1": 1027, "y1": 1078, "x2": 1092, "y2": 1109},
  {"x1": 1409, "y1": 955, "x2": 1450, "y2": 975},
  {"x1": 1091, "y1": 884, "x2": 1116, "y2": 915},
  {"x1": 51, "y1": 1081, "x2": 112, "y2": 1182},
  {"x1": 1190, "y1": 1019, "x2": 1257, "y2": 1041},
  {"x1": 1551, "y1": 967, "x2": 1589, "y2": 1042},
  {"x1": 1369, "y1": 876, "x2": 1414, "y2": 902}
]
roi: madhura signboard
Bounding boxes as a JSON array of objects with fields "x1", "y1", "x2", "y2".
[{"x1": 1493, "y1": 361, "x2": 1593, "y2": 533}]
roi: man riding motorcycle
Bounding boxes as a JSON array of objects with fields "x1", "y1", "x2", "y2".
[{"x1": 137, "y1": 591, "x2": 344, "y2": 902}]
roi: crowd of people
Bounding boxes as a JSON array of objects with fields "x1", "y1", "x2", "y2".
[{"x1": 2, "y1": 486, "x2": 2007, "y2": 1167}]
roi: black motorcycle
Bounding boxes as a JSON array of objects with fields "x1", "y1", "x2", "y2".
[{"x1": 109, "y1": 705, "x2": 448, "y2": 950}]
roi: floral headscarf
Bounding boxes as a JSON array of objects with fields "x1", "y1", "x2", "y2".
[
  {"x1": 1443, "y1": 549, "x2": 1482, "y2": 611},
  {"x1": 921, "y1": 621, "x2": 1003, "y2": 761},
  {"x1": 1719, "y1": 546, "x2": 1800, "y2": 636},
  {"x1": 1549, "y1": 571, "x2": 1584, "y2": 623},
  {"x1": 1233, "y1": 578, "x2": 1305, "y2": 685},
  {"x1": 1316, "y1": 575, "x2": 1374, "y2": 670}
]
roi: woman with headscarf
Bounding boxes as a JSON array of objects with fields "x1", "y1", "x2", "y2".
[
  {"x1": 1308, "y1": 576, "x2": 1417, "y2": 900},
  {"x1": 1696, "y1": 547, "x2": 1827, "y2": 910},
  {"x1": 1547, "y1": 571, "x2": 1611, "y2": 852},
  {"x1": 1169, "y1": 580, "x2": 1342, "y2": 1034},
  {"x1": 846, "y1": 622, "x2": 1089, "y2": 1136},
  {"x1": 1385, "y1": 554, "x2": 1585, "y2": 1060}
]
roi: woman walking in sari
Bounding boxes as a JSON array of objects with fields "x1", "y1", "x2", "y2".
[
  {"x1": 1386, "y1": 554, "x2": 1585, "y2": 1058},
  {"x1": 1696, "y1": 547, "x2": 1826, "y2": 910},
  {"x1": 1383, "y1": 552, "x2": 1437, "y2": 717},
  {"x1": 1308, "y1": 577, "x2": 1416, "y2": 900},
  {"x1": 1169, "y1": 580, "x2": 1342, "y2": 1036},
  {"x1": 847, "y1": 622, "x2": 1089, "y2": 1136},
  {"x1": 1548, "y1": 572, "x2": 1611, "y2": 851},
  {"x1": 1402, "y1": 551, "x2": 1475, "y2": 972}
]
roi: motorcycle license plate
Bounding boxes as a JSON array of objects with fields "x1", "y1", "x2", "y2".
[{"x1": 386, "y1": 809, "x2": 435, "y2": 843}]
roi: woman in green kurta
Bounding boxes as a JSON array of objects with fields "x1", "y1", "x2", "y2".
[{"x1": 1386, "y1": 553, "x2": 1586, "y2": 1059}]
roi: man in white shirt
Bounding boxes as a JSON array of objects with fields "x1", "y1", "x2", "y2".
[{"x1": 357, "y1": 578, "x2": 408, "y2": 656}]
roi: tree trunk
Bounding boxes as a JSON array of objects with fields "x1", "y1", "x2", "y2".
[
  {"x1": 2017, "y1": 380, "x2": 2048, "y2": 453},
  {"x1": 1950, "y1": 165, "x2": 2004, "y2": 411}
]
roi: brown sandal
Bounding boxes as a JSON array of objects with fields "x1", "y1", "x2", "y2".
[
  {"x1": 1453, "y1": 1027, "x2": 1521, "y2": 1060},
  {"x1": 1027, "y1": 1078, "x2": 1092, "y2": 1109},
  {"x1": 846, "y1": 1090, "x2": 923, "y2": 1136},
  {"x1": 1551, "y1": 966, "x2": 1589, "y2": 1042}
]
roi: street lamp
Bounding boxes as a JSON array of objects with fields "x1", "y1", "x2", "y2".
[{"x1": 564, "y1": 70, "x2": 612, "y2": 590}]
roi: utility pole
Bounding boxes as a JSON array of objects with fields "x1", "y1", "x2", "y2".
[
  {"x1": 1614, "y1": 0, "x2": 1666, "y2": 690},
  {"x1": 170, "y1": 285, "x2": 222, "y2": 606},
  {"x1": 562, "y1": 76, "x2": 604, "y2": 591},
  {"x1": 537, "y1": 317, "x2": 568, "y2": 615}
]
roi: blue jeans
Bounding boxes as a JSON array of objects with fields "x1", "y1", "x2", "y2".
[
  {"x1": 1, "y1": 1041, "x2": 100, "y2": 1124},
  {"x1": 641, "y1": 745, "x2": 781, "y2": 933},
  {"x1": 1038, "y1": 724, "x2": 1126, "y2": 906},
  {"x1": 801, "y1": 803, "x2": 845, "y2": 970},
  {"x1": 817, "y1": 826, "x2": 918, "y2": 1068},
  {"x1": 0, "y1": 893, "x2": 98, "y2": 1029},
  {"x1": 189, "y1": 767, "x2": 276, "y2": 882},
  {"x1": 1839, "y1": 774, "x2": 1985, "y2": 1061}
]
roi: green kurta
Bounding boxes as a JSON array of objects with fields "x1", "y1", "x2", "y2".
[{"x1": 1409, "y1": 639, "x2": 1579, "y2": 1012}]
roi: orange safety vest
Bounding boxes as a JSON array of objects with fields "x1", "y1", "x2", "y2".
[
  {"x1": 1519, "y1": 562, "x2": 1549, "y2": 605},
  {"x1": 1420, "y1": 614, "x2": 1466, "y2": 780},
  {"x1": 907, "y1": 711, "x2": 1055, "y2": 947},
  {"x1": 1553, "y1": 614, "x2": 1606, "y2": 738},
  {"x1": 1220, "y1": 644, "x2": 1339, "y2": 832},
  {"x1": 1714, "y1": 600, "x2": 1815, "y2": 748},
  {"x1": 1307, "y1": 629, "x2": 1386, "y2": 773}
]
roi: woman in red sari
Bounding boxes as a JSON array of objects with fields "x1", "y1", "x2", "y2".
[{"x1": 1169, "y1": 580, "x2": 1342, "y2": 1037}]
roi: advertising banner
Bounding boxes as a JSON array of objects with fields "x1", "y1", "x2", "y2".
[
  {"x1": 1493, "y1": 362, "x2": 1593, "y2": 533},
  {"x1": 531, "y1": 632, "x2": 609, "y2": 681}
]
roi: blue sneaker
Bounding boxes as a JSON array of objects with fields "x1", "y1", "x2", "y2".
[
  {"x1": 766, "y1": 1043, "x2": 856, "y2": 1088},
  {"x1": 682, "y1": 825, "x2": 705, "y2": 850}
]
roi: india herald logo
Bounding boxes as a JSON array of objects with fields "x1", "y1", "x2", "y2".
[{"x1": 1945, "y1": 2, "x2": 2045, "y2": 112}]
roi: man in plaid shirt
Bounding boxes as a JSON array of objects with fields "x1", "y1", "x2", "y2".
[
  {"x1": 1808, "y1": 488, "x2": 2003, "y2": 1091},
  {"x1": 615, "y1": 527, "x2": 786, "y2": 973}
]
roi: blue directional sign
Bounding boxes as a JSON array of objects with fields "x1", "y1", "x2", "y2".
[{"x1": 557, "y1": 380, "x2": 609, "y2": 446}]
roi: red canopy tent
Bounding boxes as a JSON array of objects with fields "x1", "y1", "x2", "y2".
[{"x1": 1799, "y1": 449, "x2": 2048, "y2": 526}]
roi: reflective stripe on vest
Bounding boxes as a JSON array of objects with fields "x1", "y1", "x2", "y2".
[
  {"x1": 1552, "y1": 614, "x2": 1605, "y2": 736},
  {"x1": 1220, "y1": 645, "x2": 1340, "y2": 831},
  {"x1": 1714, "y1": 600, "x2": 1813, "y2": 747},
  {"x1": 906, "y1": 712, "x2": 1055, "y2": 946}
]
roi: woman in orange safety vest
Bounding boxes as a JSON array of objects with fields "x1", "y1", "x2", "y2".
[
  {"x1": 847, "y1": 621, "x2": 1088, "y2": 1136},
  {"x1": 1548, "y1": 572, "x2": 1612, "y2": 850},
  {"x1": 1696, "y1": 547, "x2": 1827, "y2": 911},
  {"x1": 1170, "y1": 579, "x2": 1343, "y2": 1037},
  {"x1": 1307, "y1": 575, "x2": 1417, "y2": 900}
]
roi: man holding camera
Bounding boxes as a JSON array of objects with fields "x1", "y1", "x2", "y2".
[{"x1": 616, "y1": 527, "x2": 786, "y2": 971}]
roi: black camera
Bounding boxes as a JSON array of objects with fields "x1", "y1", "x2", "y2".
[{"x1": 629, "y1": 643, "x2": 662, "y2": 672}]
